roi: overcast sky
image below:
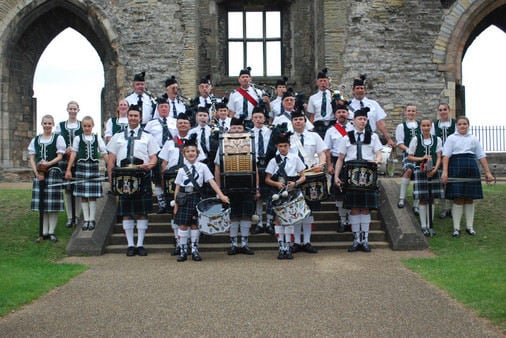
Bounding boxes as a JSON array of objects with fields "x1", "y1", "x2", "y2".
[{"x1": 33, "y1": 26, "x2": 506, "y2": 135}]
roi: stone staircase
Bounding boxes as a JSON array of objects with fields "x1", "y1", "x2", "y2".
[{"x1": 104, "y1": 198, "x2": 390, "y2": 254}]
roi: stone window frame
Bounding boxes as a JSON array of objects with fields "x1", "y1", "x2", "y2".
[{"x1": 226, "y1": 10, "x2": 282, "y2": 77}]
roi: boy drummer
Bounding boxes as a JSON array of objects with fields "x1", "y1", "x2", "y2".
[{"x1": 334, "y1": 107, "x2": 382, "y2": 252}]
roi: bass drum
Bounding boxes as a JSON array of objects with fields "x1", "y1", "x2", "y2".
[
  {"x1": 197, "y1": 198, "x2": 231, "y2": 235},
  {"x1": 111, "y1": 167, "x2": 146, "y2": 196},
  {"x1": 300, "y1": 171, "x2": 328, "y2": 201},
  {"x1": 219, "y1": 132, "x2": 256, "y2": 193}
]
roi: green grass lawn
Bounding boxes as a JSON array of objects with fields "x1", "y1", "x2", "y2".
[
  {"x1": 0, "y1": 189, "x2": 87, "y2": 317},
  {"x1": 403, "y1": 184, "x2": 506, "y2": 333}
]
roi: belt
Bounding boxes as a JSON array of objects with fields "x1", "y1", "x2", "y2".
[{"x1": 181, "y1": 186, "x2": 198, "y2": 193}]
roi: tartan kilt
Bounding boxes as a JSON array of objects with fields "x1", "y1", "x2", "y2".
[
  {"x1": 413, "y1": 168, "x2": 444, "y2": 202},
  {"x1": 229, "y1": 192, "x2": 255, "y2": 218},
  {"x1": 330, "y1": 156, "x2": 346, "y2": 201},
  {"x1": 343, "y1": 188, "x2": 378, "y2": 209},
  {"x1": 401, "y1": 151, "x2": 415, "y2": 172},
  {"x1": 445, "y1": 154, "x2": 483, "y2": 200},
  {"x1": 74, "y1": 160, "x2": 103, "y2": 198},
  {"x1": 117, "y1": 174, "x2": 153, "y2": 216},
  {"x1": 58, "y1": 157, "x2": 75, "y2": 191},
  {"x1": 31, "y1": 167, "x2": 64, "y2": 212},
  {"x1": 174, "y1": 193, "x2": 201, "y2": 226},
  {"x1": 150, "y1": 158, "x2": 163, "y2": 186}
]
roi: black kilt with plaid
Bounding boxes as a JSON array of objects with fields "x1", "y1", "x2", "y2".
[
  {"x1": 150, "y1": 157, "x2": 163, "y2": 186},
  {"x1": 330, "y1": 156, "x2": 346, "y2": 201},
  {"x1": 117, "y1": 173, "x2": 153, "y2": 217},
  {"x1": 31, "y1": 167, "x2": 64, "y2": 212},
  {"x1": 446, "y1": 154, "x2": 483, "y2": 200},
  {"x1": 74, "y1": 160, "x2": 103, "y2": 198},
  {"x1": 174, "y1": 193, "x2": 201, "y2": 226},
  {"x1": 229, "y1": 192, "x2": 255, "y2": 218},
  {"x1": 401, "y1": 151, "x2": 415, "y2": 172},
  {"x1": 413, "y1": 168, "x2": 444, "y2": 202},
  {"x1": 343, "y1": 187, "x2": 378, "y2": 209}
]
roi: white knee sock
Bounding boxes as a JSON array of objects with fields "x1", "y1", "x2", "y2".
[
  {"x1": 284, "y1": 225, "x2": 294, "y2": 245},
  {"x1": 399, "y1": 178, "x2": 410, "y2": 200},
  {"x1": 275, "y1": 225, "x2": 284, "y2": 248},
  {"x1": 255, "y1": 200, "x2": 263, "y2": 225},
  {"x1": 452, "y1": 204, "x2": 464, "y2": 231},
  {"x1": 349, "y1": 214, "x2": 361, "y2": 243},
  {"x1": 293, "y1": 222, "x2": 302, "y2": 244},
  {"x1": 123, "y1": 219, "x2": 135, "y2": 247},
  {"x1": 178, "y1": 229, "x2": 189, "y2": 251},
  {"x1": 48, "y1": 212, "x2": 58, "y2": 234},
  {"x1": 136, "y1": 219, "x2": 148, "y2": 247},
  {"x1": 89, "y1": 201, "x2": 97, "y2": 222},
  {"x1": 230, "y1": 221, "x2": 239, "y2": 246},
  {"x1": 191, "y1": 229, "x2": 200, "y2": 250},
  {"x1": 81, "y1": 201, "x2": 90, "y2": 221},
  {"x1": 418, "y1": 204, "x2": 427, "y2": 229},
  {"x1": 464, "y1": 202, "x2": 475, "y2": 230},
  {"x1": 303, "y1": 219, "x2": 312, "y2": 244},
  {"x1": 360, "y1": 214, "x2": 370, "y2": 243}
]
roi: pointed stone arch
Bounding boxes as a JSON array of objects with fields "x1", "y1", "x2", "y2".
[
  {"x1": 433, "y1": 0, "x2": 506, "y2": 116},
  {"x1": 0, "y1": 0, "x2": 121, "y2": 167}
]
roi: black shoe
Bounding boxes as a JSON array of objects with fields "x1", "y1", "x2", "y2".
[
  {"x1": 361, "y1": 242, "x2": 371, "y2": 252},
  {"x1": 177, "y1": 252, "x2": 187, "y2": 262},
  {"x1": 137, "y1": 246, "x2": 147, "y2": 256},
  {"x1": 303, "y1": 243, "x2": 318, "y2": 253},
  {"x1": 49, "y1": 234, "x2": 58, "y2": 243},
  {"x1": 265, "y1": 225, "x2": 275, "y2": 235},
  {"x1": 277, "y1": 250, "x2": 285, "y2": 260},
  {"x1": 227, "y1": 246, "x2": 239, "y2": 255},
  {"x1": 241, "y1": 246, "x2": 255, "y2": 255},
  {"x1": 412, "y1": 206, "x2": 420, "y2": 216},
  {"x1": 397, "y1": 199, "x2": 405, "y2": 208},
  {"x1": 157, "y1": 206, "x2": 167, "y2": 214},
  {"x1": 192, "y1": 251, "x2": 202, "y2": 261},
  {"x1": 337, "y1": 222, "x2": 345, "y2": 233},
  {"x1": 291, "y1": 243, "x2": 302, "y2": 253},
  {"x1": 252, "y1": 225, "x2": 265, "y2": 234},
  {"x1": 348, "y1": 242, "x2": 361, "y2": 252},
  {"x1": 452, "y1": 229, "x2": 460, "y2": 238},
  {"x1": 172, "y1": 246, "x2": 181, "y2": 256},
  {"x1": 422, "y1": 228, "x2": 431, "y2": 237},
  {"x1": 466, "y1": 228, "x2": 476, "y2": 236},
  {"x1": 88, "y1": 221, "x2": 96, "y2": 231},
  {"x1": 82, "y1": 221, "x2": 89, "y2": 231},
  {"x1": 285, "y1": 249, "x2": 293, "y2": 259},
  {"x1": 126, "y1": 246, "x2": 137, "y2": 256},
  {"x1": 65, "y1": 220, "x2": 73, "y2": 228}
]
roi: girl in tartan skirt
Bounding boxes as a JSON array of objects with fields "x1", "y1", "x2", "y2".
[
  {"x1": 334, "y1": 108, "x2": 383, "y2": 252},
  {"x1": 28, "y1": 115, "x2": 66, "y2": 243},
  {"x1": 441, "y1": 116, "x2": 495, "y2": 238},
  {"x1": 173, "y1": 135, "x2": 229, "y2": 262},
  {"x1": 65, "y1": 116, "x2": 109, "y2": 231},
  {"x1": 407, "y1": 118, "x2": 444, "y2": 237}
]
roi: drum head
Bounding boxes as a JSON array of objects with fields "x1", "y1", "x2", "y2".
[{"x1": 197, "y1": 198, "x2": 227, "y2": 215}]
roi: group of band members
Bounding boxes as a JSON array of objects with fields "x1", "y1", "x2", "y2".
[{"x1": 29, "y1": 65, "x2": 494, "y2": 258}]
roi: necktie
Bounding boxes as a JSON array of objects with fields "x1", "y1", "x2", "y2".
[
  {"x1": 137, "y1": 95, "x2": 143, "y2": 113},
  {"x1": 280, "y1": 101, "x2": 283, "y2": 116},
  {"x1": 258, "y1": 129, "x2": 264, "y2": 157},
  {"x1": 360, "y1": 100, "x2": 364, "y2": 109},
  {"x1": 356, "y1": 132, "x2": 363, "y2": 160},
  {"x1": 242, "y1": 97, "x2": 248, "y2": 120},
  {"x1": 172, "y1": 100, "x2": 178, "y2": 118},
  {"x1": 201, "y1": 127, "x2": 208, "y2": 154},
  {"x1": 298, "y1": 133, "x2": 305, "y2": 163},
  {"x1": 300, "y1": 133, "x2": 304, "y2": 145},
  {"x1": 162, "y1": 118, "x2": 169, "y2": 144},
  {"x1": 321, "y1": 91, "x2": 327, "y2": 117},
  {"x1": 192, "y1": 164, "x2": 199, "y2": 181},
  {"x1": 126, "y1": 130, "x2": 135, "y2": 163}
]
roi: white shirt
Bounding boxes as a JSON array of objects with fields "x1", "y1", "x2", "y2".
[
  {"x1": 215, "y1": 117, "x2": 231, "y2": 132},
  {"x1": 175, "y1": 161, "x2": 214, "y2": 188},
  {"x1": 337, "y1": 129, "x2": 383, "y2": 162},
  {"x1": 28, "y1": 133, "x2": 66, "y2": 155},
  {"x1": 106, "y1": 127, "x2": 159, "y2": 166},
  {"x1": 125, "y1": 92, "x2": 155, "y2": 125},
  {"x1": 307, "y1": 89, "x2": 333, "y2": 122},
  {"x1": 189, "y1": 125, "x2": 213, "y2": 159},
  {"x1": 349, "y1": 97, "x2": 387, "y2": 132},
  {"x1": 272, "y1": 113, "x2": 314, "y2": 133},
  {"x1": 252, "y1": 126, "x2": 272, "y2": 161},
  {"x1": 442, "y1": 132, "x2": 486, "y2": 160},
  {"x1": 408, "y1": 135, "x2": 443, "y2": 156},
  {"x1": 104, "y1": 117, "x2": 128, "y2": 139},
  {"x1": 324, "y1": 123, "x2": 354, "y2": 157},
  {"x1": 159, "y1": 135, "x2": 206, "y2": 170},
  {"x1": 227, "y1": 86, "x2": 263, "y2": 120},
  {"x1": 70, "y1": 134, "x2": 108, "y2": 154},
  {"x1": 144, "y1": 118, "x2": 176, "y2": 148},
  {"x1": 266, "y1": 153, "x2": 306, "y2": 177},
  {"x1": 395, "y1": 120, "x2": 419, "y2": 145},
  {"x1": 289, "y1": 130, "x2": 328, "y2": 168},
  {"x1": 269, "y1": 96, "x2": 284, "y2": 119}
]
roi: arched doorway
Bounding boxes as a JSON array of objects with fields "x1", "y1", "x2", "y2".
[
  {"x1": 0, "y1": 0, "x2": 120, "y2": 168},
  {"x1": 433, "y1": 0, "x2": 506, "y2": 118}
]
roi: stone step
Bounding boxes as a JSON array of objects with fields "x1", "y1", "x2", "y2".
[{"x1": 104, "y1": 241, "x2": 391, "y2": 254}]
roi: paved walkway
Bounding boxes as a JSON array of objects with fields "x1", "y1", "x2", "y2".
[{"x1": 1, "y1": 249, "x2": 503, "y2": 337}]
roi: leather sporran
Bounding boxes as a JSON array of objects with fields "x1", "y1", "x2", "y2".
[{"x1": 175, "y1": 192, "x2": 187, "y2": 206}]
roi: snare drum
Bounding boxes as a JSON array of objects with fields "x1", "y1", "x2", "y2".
[
  {"x1": 219, "y1": 132, "x2": 256, "y2": 193},
  {"x1": 273, "y1": 191, "x2": 310, "y2": 225},
  {"x1": 197, "y1": 198, "x2": 231, "y2": 235},
  {"x1": 300, "y1": 171, "x2": 328, "y2": 201},
  {"x1": 343, "y1": 160, "x2": 378, "y2": 191},
  {"x1": 111, "y1": 167, "x2": 146, "y2": 196}
]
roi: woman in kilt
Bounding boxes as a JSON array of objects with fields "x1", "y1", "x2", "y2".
[
  {"x1": 28, "y1": 115, "x2": 66, "y2": 243},
  {"x1": 173, "y1": 135, "x2": 229, "y2": 262},
  {"x1": 56, "y1": 101, "x2": 83, "y2": 228},
  {"x1": 107, "y1": 105, "x2": 159, "y2": 257},
  {"x1": 65, "y1": 116, "x2": 109, "y2": 231},
  {"x1": 441, "y1": 116, "x2": 495, "y2": 237},
  {"x1": 334, "y1": 107, "x2": 383, "y2": 252},
  {"x1": 407, "y1": 118, "x2": 444, "y2": 237}
]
